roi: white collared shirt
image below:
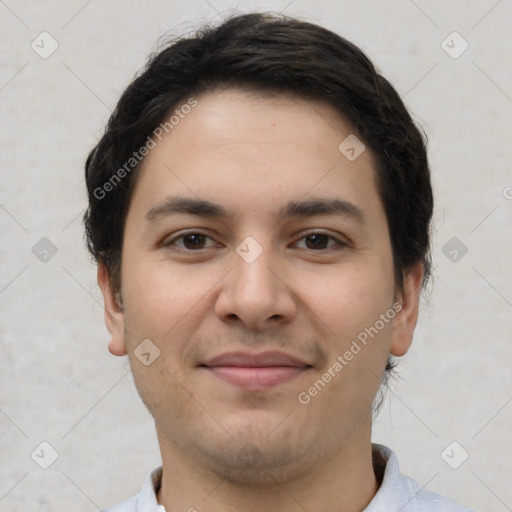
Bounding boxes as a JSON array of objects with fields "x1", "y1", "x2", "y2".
[{"x1": 102, "y1": 443, "x2": 474, "y2": 512}]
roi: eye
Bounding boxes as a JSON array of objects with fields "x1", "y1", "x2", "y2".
[
  {"x1": 163, "y1": 230, "x2": 347, "y2": 253},
  {"x1": 293, "y1": 232, "x2": 346, "y2": 251},
  {"x1": 164, "y1": 231, "x2": 218, "y2": 251}
]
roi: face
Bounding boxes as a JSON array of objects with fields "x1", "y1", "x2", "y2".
[{"x1": 99, "y1": 89, "x2": 422, "y2": 483}]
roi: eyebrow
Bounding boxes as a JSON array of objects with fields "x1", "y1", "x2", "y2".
[{"x1": 145, "y1": 195, "x2": 365, "y2": 224}]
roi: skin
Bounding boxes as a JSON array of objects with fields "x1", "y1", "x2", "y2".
[{"x1": 98, "y1": 89, "x2": 423, "y2": 512}]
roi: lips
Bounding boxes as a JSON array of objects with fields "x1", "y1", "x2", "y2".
[
  {"x1": 200, "y1": 351, "x2": 311, "y2": 390},
  {"x1": 203, "y1": 351, "x2": 309, "y2": 368}
]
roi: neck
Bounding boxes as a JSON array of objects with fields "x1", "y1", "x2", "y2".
[{"x1": 155, "y1": 422, "x2": 380, "y2": 512}]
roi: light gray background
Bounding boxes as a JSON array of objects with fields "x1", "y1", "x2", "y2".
[{"x1": 1, "y1": 1, "x2": 510, "y2": 511}]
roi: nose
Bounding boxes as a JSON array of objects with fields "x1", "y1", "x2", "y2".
[{"x1": 214, "y1": 241, "x2": 297, "y2": 331}]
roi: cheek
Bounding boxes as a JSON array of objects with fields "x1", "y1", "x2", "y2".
[
  {"x1": 120, "y1": 256, "x2": 219, "y2": 346},
  {"x1": 302, "y1": 260, "x2": 394, "y2": 343},
  {"x1": 313, "y1": 260, "x2": 395, "y2": 403}
]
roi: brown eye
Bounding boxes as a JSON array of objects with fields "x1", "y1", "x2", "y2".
[
  {"x1": 305, "y1": 234, "x2": 330, "y2": 250},
  {"x1": 295, "y1": 232, "x2": 346, "y2": 251},
  {"x1": 165, "y1": 232, "x2": 216, "y2": 251},
  {"x1": 182, "y1": 234, "x2": 207, "y2": 249}
]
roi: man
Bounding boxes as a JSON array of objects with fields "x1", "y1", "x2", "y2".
[{"x1": 85, "y1": 12, "x2": 473, "y2": 512}]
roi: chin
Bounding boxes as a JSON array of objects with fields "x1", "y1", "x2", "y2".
[
  {"x1": 201, "y1": 445, "x2": 314, "y2": 486},
  {"x1": 179, "y1": 423, "x2": 315, "y2": 486}
]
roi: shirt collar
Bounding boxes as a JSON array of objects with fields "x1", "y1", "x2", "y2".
[
  {"x1": 365, "y1": 443, "x2": 408, "y2": 510},
  {"x1": 135, "y1": 466, "x2": 165, "y2": 512}
]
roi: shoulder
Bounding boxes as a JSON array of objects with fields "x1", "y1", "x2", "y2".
[
  {"x1": 369, "y1": 444, "x2": 474, "y2": 512},
  {"x1": 398, "y1": 472, "x2": 474, "y2": 511}
]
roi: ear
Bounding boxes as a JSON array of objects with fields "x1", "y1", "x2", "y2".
[
  {"x1": 97, "y1": 261, "x2": 127, "y2": 356},
  {"x1": 390, "y1": 261, "x2": 424, "y2": 357}
]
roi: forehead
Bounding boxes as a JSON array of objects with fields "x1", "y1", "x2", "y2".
[
  {"x1": 129, "y1": 88, "x2": 382, "y2": 224},
  {"x1": 169, "y1": 88, "x2": 358, "y2": 158}
]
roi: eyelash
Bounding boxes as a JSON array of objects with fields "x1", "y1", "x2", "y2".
[{"x1": 163, "y1": 231, "x2": 347, "y2": 252}]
